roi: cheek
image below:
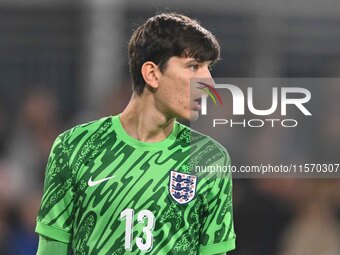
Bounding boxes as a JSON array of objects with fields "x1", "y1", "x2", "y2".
[
  {"x1": 161, "y1": 73, "x2": 191, "y2": 111},
  {"x1": 178, "y1": 85, "x2": 191, "y2": 109}
]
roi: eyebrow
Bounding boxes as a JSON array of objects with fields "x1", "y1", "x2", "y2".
[
  {"x1": 185, "y1": 59, "x2": 198, "y2": 64},
  {"x1": 185, "y1": 59, "x2": 213, "y2": 66}
]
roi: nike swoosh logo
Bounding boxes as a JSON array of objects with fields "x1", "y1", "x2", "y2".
[{"x1": 88, "y1": 176, "x2": 115, "y2": 187}]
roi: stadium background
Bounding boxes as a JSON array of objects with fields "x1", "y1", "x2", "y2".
[{"x1": 0, "y1": 0, "x2": 339, "y2": 254}]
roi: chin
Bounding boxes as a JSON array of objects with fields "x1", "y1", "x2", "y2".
[
  {"x1": 174, "y1": 109, "x2": 199, "y2": 122},
  {"x1": 189, "y1": 110, "x2": 199, "y2": 122}
]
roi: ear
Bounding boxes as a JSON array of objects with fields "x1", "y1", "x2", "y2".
[{"x1": 141, "y1": 61, "x2": 161, "y2": 89}]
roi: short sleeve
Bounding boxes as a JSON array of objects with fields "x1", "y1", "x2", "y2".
[
  {"x1": 199, "y1": 149, "x2": 236, "y2": 255},
  {"x1": 35, "y1": 134, "x2": 74, "y2": 243}
]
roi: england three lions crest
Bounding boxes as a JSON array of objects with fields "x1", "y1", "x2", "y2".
[{"x1": 169, "y1": 170, "x2": 197, "y2": 204}]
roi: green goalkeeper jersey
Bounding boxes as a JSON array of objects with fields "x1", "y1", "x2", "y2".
[{"x1": 35, "y1": 115, "x2": 236, "y2": 255}]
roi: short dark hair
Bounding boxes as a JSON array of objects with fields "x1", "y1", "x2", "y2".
[{"x1": 128, "y1": 12, "x2": 221, "y2": 95}]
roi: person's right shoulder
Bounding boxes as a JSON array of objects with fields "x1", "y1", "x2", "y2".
[{"x1": 58, "y1": 115, "x2": 114, "y2": 144}]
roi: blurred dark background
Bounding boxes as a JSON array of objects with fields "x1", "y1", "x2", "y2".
[{"x1": 0, "y1": 0, "x2": 339, "y2": 254}]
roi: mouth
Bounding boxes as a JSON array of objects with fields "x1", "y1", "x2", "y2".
[
  {"x1": 197, "y1": 81, "x2": 209, "y2": 88},
  {"x1": 192, "y1": 98, "x2": 201, "y2": 111}
]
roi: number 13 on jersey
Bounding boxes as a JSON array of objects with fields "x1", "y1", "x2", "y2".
[{"x1": 120, "y1": 208, "x2": 156, "y2": 252}]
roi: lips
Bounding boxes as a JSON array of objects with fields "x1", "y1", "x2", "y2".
[{"x1": 192, "y1": 98, "x2": 201, "y2": 111}]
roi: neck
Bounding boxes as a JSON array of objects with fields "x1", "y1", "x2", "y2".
[{"x1": 120, "y1": 92, "x2": 175, "y2": 142}]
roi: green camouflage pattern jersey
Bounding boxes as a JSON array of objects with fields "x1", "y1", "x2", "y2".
[{"x1": 35, "y1": 115, "x2": 236, "y2": 255}]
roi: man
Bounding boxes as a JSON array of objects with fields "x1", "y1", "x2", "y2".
[{"x1": 35, "y1": 12, "x2": 236, "y2": 255}]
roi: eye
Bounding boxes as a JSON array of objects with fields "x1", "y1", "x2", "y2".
[{"x1": 188, "y1": 64, "x2": 199, "y2": 71}]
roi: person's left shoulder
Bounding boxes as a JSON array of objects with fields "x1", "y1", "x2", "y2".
[
  {"x1": 190, "y1": 125, "x2": 229, "y2": 154},
  {"x1": 176, "y1": 122, "x2": 231, "y2": 164}
]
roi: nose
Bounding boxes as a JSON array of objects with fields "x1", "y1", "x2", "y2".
[
  {"x1": 198, "y1": 67, "x2": 215, "y2": 87},
  {"x1": 201, "y1": 66, "x2": 212, "y2": 79}
]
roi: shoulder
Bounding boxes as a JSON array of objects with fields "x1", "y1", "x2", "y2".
[
  {"x1": 175, "y1": 122, "x2": 230, "y2": 163},
  {"x1": 58, "y1": 115, "x2": 113, "y2": 144},
  {"x1": 50, "y1": 116, "x2": 115, "y2": 173}
]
